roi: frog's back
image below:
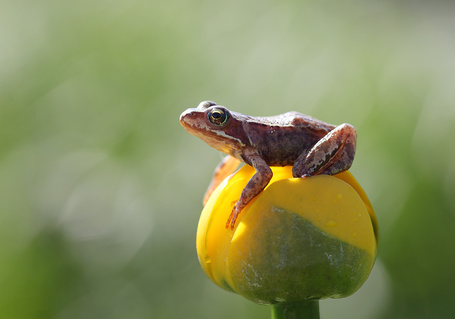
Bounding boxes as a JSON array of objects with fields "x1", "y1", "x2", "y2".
[
  {"x1": 241, "y1": 112, "x2": 336, "y2": 166},
  {"x1": 258, "y1": 111, "x2": 335, "y2": 131}
]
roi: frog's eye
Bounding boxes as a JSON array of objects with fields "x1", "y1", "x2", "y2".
[
  {"x1": 198, "y1": 101, "x2": 217, "y2": 110},
  {"x1": 207, "y1": 107, "x2": 230, "y2": 126}
]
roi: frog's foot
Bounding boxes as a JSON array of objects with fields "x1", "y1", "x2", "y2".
[
  {"x1": 293, "y1": 123, "x2": 357, "y2": 177},
  {"x1": 203, "y1": 156, "x2": 241, "y2": 206},
  {"x1": 226, "y1": 204, "x2": 241, "y2": 230}
]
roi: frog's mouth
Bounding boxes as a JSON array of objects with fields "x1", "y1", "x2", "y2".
[
  {"x1": 187, "y1": 126, "x2": 236, "y2": 155},
  {"x1": 181, "y1": 122, "x2": 237, "y2": 156}
]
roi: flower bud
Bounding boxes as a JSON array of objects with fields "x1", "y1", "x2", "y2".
[{"x1": 196, "y1": 166, "x2": 377, "y2": 304}]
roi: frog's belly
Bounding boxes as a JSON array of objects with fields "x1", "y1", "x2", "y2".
[
  {"x1": 266, "y1": 157, "x2": 298, "y2": 167},
  {"x1": 260, "y1": 149, "x2": 305, "y2": 167},
  {"x1": 256, "y1": 132, "x2": 317, "y2": 166}
]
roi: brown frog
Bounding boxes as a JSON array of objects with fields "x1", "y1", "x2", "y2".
[{"x1": 180, "y1": 101, "x2": 357, "y2": 229}]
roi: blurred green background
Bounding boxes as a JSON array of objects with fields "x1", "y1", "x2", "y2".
[{"x1": 1, "y1": 0, "x2": 454, "y2": 318}]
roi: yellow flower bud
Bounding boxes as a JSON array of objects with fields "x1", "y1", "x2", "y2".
[{"x1": 197, "y1": 166, "x2": 377, "y2": 304}]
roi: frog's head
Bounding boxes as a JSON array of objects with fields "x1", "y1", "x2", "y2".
[{"x1": 180, "y1": 101, "x2": 248, "y2": 156}]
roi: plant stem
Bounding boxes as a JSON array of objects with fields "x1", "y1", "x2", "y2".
[{"x1": 271, "y1": 300, "x2": 320, "y2": 319}]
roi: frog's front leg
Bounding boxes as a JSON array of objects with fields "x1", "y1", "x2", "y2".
[
  {"x1": 226, "y1": 149, "x2": 272, "y2": 229},
  {"x1": 203, "y1": 155, "x2": 242, "y2": 206},
  {"x1": 293, "y1": 123, "x2": 357, "y2": 177}
]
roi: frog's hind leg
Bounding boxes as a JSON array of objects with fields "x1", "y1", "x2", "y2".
[
  {"x1": 203, "y1": 155, "x2": 241, "y2": 206},
  {"x1": 292, "y1": 123, "x2": 357, "y2": 177}
]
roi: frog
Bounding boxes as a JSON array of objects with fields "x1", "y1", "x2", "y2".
[{"x1": 179, "y1": 101, "x2": 357, "y2": 229}]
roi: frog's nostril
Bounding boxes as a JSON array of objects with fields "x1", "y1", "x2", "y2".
[{"x1": 179, "y1": 108, "x2": 198, "y2": 125}]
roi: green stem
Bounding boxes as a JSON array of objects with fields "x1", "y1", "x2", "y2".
[{"x1": 271, "y1": 300, "x2": 320, "y2": 319}]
